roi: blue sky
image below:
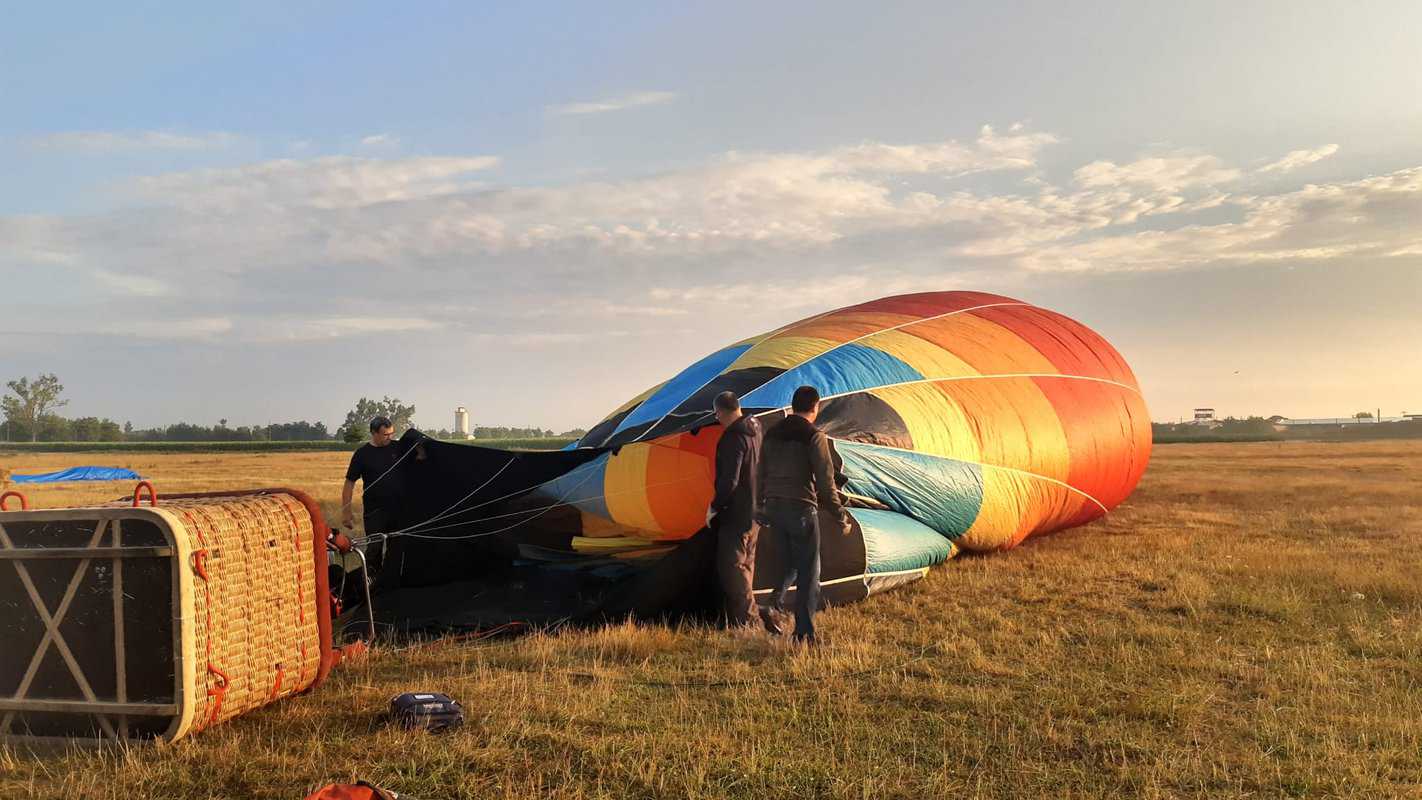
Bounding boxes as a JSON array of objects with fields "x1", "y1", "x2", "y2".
[{"x1": 3, "y1": 1, "x2": 1420, "y2": 430}]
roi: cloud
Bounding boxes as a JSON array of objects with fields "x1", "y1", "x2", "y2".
[
  {"x1": 29, "y1": 130, "x2": 238, "y2": 152},
  {"x1": 247, "y1": 316, "x2": 440, "y2": 342},
  {"x1": 132, "y1": 155, "x2": 500, "y2": 210},
  {"x1": 0, "y1": 310, "x2": 440, "y2": 344},
  {"x1": 1018, "y1": 166, "x2": 1422, "y2": 272},
  {"x1": 93, "y1": 270, "x2": 173, "y2": 297},
  {"x1": 1073, "y1": 152, "x2": 1241, "y2": 193},
  {"x1": 1258, "y1": 144, "x2": 1340, "y2": 174},
  {"x1": 7, "y1": 128, "x2": 1422, "y2": 351},
  {"x1": 0, "y1": 316, "x2": 235, "y2": 340},
  {"x1": 0, "y1": 215, "x2": 78, "y2": 265},
  {"x1": 546, "y1": 90, "x2": 678, "y2": 116},
  {"x1": 360, "y1": 134, "x2": 399, "y2": 148}
]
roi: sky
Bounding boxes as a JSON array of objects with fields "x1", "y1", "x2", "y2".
[{"x1": 2, "y1": 1, "x2": 1420, "y2": 431}]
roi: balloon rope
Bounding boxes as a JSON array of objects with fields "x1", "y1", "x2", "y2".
[
  {"x1": 361, "y1": 473, "x2": 702, "y2": 543},
  {"x1": 392, "y1": 454, "x2": 518, "y2": 535},
  {"x1": 391, "y1": 437, "x2": 710, "y2": 537}
]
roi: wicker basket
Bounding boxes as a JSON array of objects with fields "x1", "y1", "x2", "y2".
[{"x1": 0, "y1": 487, "x2": 335, "y2": 744}]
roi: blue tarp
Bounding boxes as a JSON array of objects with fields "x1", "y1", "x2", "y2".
[{"x1": 9, "y1": 466, "x2": 141, "y2": 484}]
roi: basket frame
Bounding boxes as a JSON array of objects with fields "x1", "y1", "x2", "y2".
[
  {"x1": 0, "y1": 506, "x2": 196, "y2": 744},
  {"x1": 0, "y1": 487, "x2": 335, "y2": 745}
]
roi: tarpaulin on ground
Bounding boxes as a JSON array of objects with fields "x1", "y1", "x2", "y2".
[{"x1": 9, "y1": 466, "x2": 142, "y2": 483}]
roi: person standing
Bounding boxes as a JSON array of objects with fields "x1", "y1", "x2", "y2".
[
  {"x1": 341, "y1": 416, "x2": 407, "y2": 588},
  {"x1": 707, "y1": 391, "x2": 763, "y2": 628},
  {"x1": 756, "y1": 385, "x2": 852, "y2": 645}
]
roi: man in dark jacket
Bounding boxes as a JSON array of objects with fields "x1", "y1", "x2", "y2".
[
  {"x1": 708, "y1": 390, "x2": 763, "y2": 628},
  {"x1": 756, "y1": 385, "x2": 852, "y2": 644},
  {"x1": 341, "y1": 416, "x2": 424, "y2": 591}
]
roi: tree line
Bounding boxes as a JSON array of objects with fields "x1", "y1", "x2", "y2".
[{"x1": 3, "y1": 374, "x2": 582, "y2": 443}]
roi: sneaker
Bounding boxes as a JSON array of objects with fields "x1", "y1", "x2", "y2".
[{"x1": 759, "y1": 607, "x2": 785, "y2": 636}]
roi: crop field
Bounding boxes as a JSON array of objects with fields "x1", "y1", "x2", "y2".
[
  {"x1": 0, "y1": 437, "x2": 578, "y2": 454},
  {"x1": 2, "y1": 441, "x2": 1420, "y2": 799}
]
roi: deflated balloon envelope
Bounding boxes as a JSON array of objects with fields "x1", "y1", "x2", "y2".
[{"x1": 375, "y1": 291, "x2": 1152, "y2": 629}]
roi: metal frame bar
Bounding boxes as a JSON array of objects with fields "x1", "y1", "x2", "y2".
[
  {"x1": 0, "y1": 546, "x2": 173, "y2": 559},
  {"x1": 0, "y1": 519, "x2": 117, "y2": 739},
  {"x1": 0, "y1": 699, "x2": 175, "y2": 716},
  {"x1": 328, "y1": 542, "x2": 376, "y2": 644}
]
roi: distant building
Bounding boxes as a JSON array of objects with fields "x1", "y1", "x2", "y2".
[
  {"x1": 1276, "y1": 415, "x2": 1414, "y2": 427},
  {"x1": 454, "y1": 406, "x2": 473, "y2": 439},
  {"x1": 1190, "y1": 408, "x2": 1217, "y2": 426}
]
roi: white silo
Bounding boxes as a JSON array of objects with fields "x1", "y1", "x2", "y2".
[{"x1": 455, "y1": 406, "x2": 471, "y2": 439}]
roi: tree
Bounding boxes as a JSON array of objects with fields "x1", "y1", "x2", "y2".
[
  {"x1": 2, "y1": 374, "x2": 68, "y2": 443},
  {"x1": 71, "y1": 417, "x2": 101, "y2": 442},
  {"x1": 1355, "y1": 411, "x2": 1374, "y2": 420},
  {"x1": 337, "y1": 397, "x2": 416, "y2": 443},
  {"x1": 37, "y1": 414, "x2": 73, "y2": 442}
]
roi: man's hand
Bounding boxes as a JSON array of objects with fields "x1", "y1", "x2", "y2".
[
  {"x1": 839, "y1": 512, "x2": 853, "y2": 537},
  {"x1": 705, "y1": 505, "x2": 717, "y2": 529},
  {"x1": 342, "y1": 512, "x2": 355, "y2": 531}
]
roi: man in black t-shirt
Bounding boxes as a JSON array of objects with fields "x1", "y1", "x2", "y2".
[{"x1": 342, "y1": 416, "x2": 407, "y2": 586}]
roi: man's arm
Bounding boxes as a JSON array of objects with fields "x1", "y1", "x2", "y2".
[
  {"x1": 710, "y1": 437, "x2": 745, "y2": 514},
  {"x1": 341, "y1": 449, "x2": 362, "y2": 529},
  {"x1": 753, "y1": 440, "x2": 770, "y2": 523},
  {"x1": 810, "y1": 431, "x2": 851, "y2": 533},
  {"x1": 340, "y1": 480, "x2": 357, "y2": 529}
]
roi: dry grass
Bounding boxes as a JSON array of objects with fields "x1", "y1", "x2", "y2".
[{"x1": 2, "y1": 441, "x2": 1420, "y2": 799}]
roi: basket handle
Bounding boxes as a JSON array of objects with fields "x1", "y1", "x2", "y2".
[
  {"x1": 328, "y1": 529, "x2": 354, "y2": 553},
  {"x1": 0, "y1": 490, "x2": 28, "y2": 511},
  {"x1": 131, "y1": 481, "x2": 159, "y2": 507}
]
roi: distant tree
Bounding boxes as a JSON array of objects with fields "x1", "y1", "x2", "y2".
[
  {"x1": 2, "y1": 374, "x2": 68, "y2": 443},
  {"x1": 37, "y1": 414, "x2": 73, "y2": 442},
  {"x1": 338, "y1": 397, "x2": 416, "y2": 442},
  {"x1": 268, "y1": 420, "x2": 330, "y2": 441},
  {"x1": 1355, "y1": 411, "x2": 1374, "y2": 419},
  {"x1": 71, "y1": 417, "x2": 102, "y2": 442}
]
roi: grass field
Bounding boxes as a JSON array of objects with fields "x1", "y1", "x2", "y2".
[{"x1": 2, "y1": 441, "x2": 1420, "y2": 799}]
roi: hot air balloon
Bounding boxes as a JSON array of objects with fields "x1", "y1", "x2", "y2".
[{"x1": 364, "y1": 291, "x2": 1151, "y2": 630}]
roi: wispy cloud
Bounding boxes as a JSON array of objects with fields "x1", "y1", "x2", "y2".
[
  {"x1": 249, "y1": 316, "x2": 440, "y2": 342},
  {"x1": 1, "y1": 317, "x2": 236, "y2": 341},
  {"x1": 131, "y1": 155, "x2": 500, "y2": 210},
  {"x1": 360, "y1": 133, "x2": 400, "y2": 148},
  {"x1": 93, "y1": 270, "x2": 173, "y2": 297},
  {"x1": 546, "y1": 90, "x2": 678, "y2": 116},
  {"x1": 1258, "y1": 144, "x2": 1340, "y2": 174},
  {"x1": 8, "y1": 129, "x2": 1421, "y2": 350},
  {"x1": 29, "y1": 130, "x2": 238, "y2": 152},
  {"x1": 1073, "y1": 152, "x2": 1241, "y2": 193}
]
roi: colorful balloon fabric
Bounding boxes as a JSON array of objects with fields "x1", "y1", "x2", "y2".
[{"x1": 533, "y1": 290, "x2": 1151, "y2": 597}]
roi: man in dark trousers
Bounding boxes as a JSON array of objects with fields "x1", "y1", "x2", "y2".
[
  {"x1": 707, "y1": 390, "x2": 763, "y2": 628},
  {"x1": 341, "y1": 416, "x2": 407, "y2": 589},
  {"x1": 756, "y1": 385, "x2": 852, "y2": 645}
]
